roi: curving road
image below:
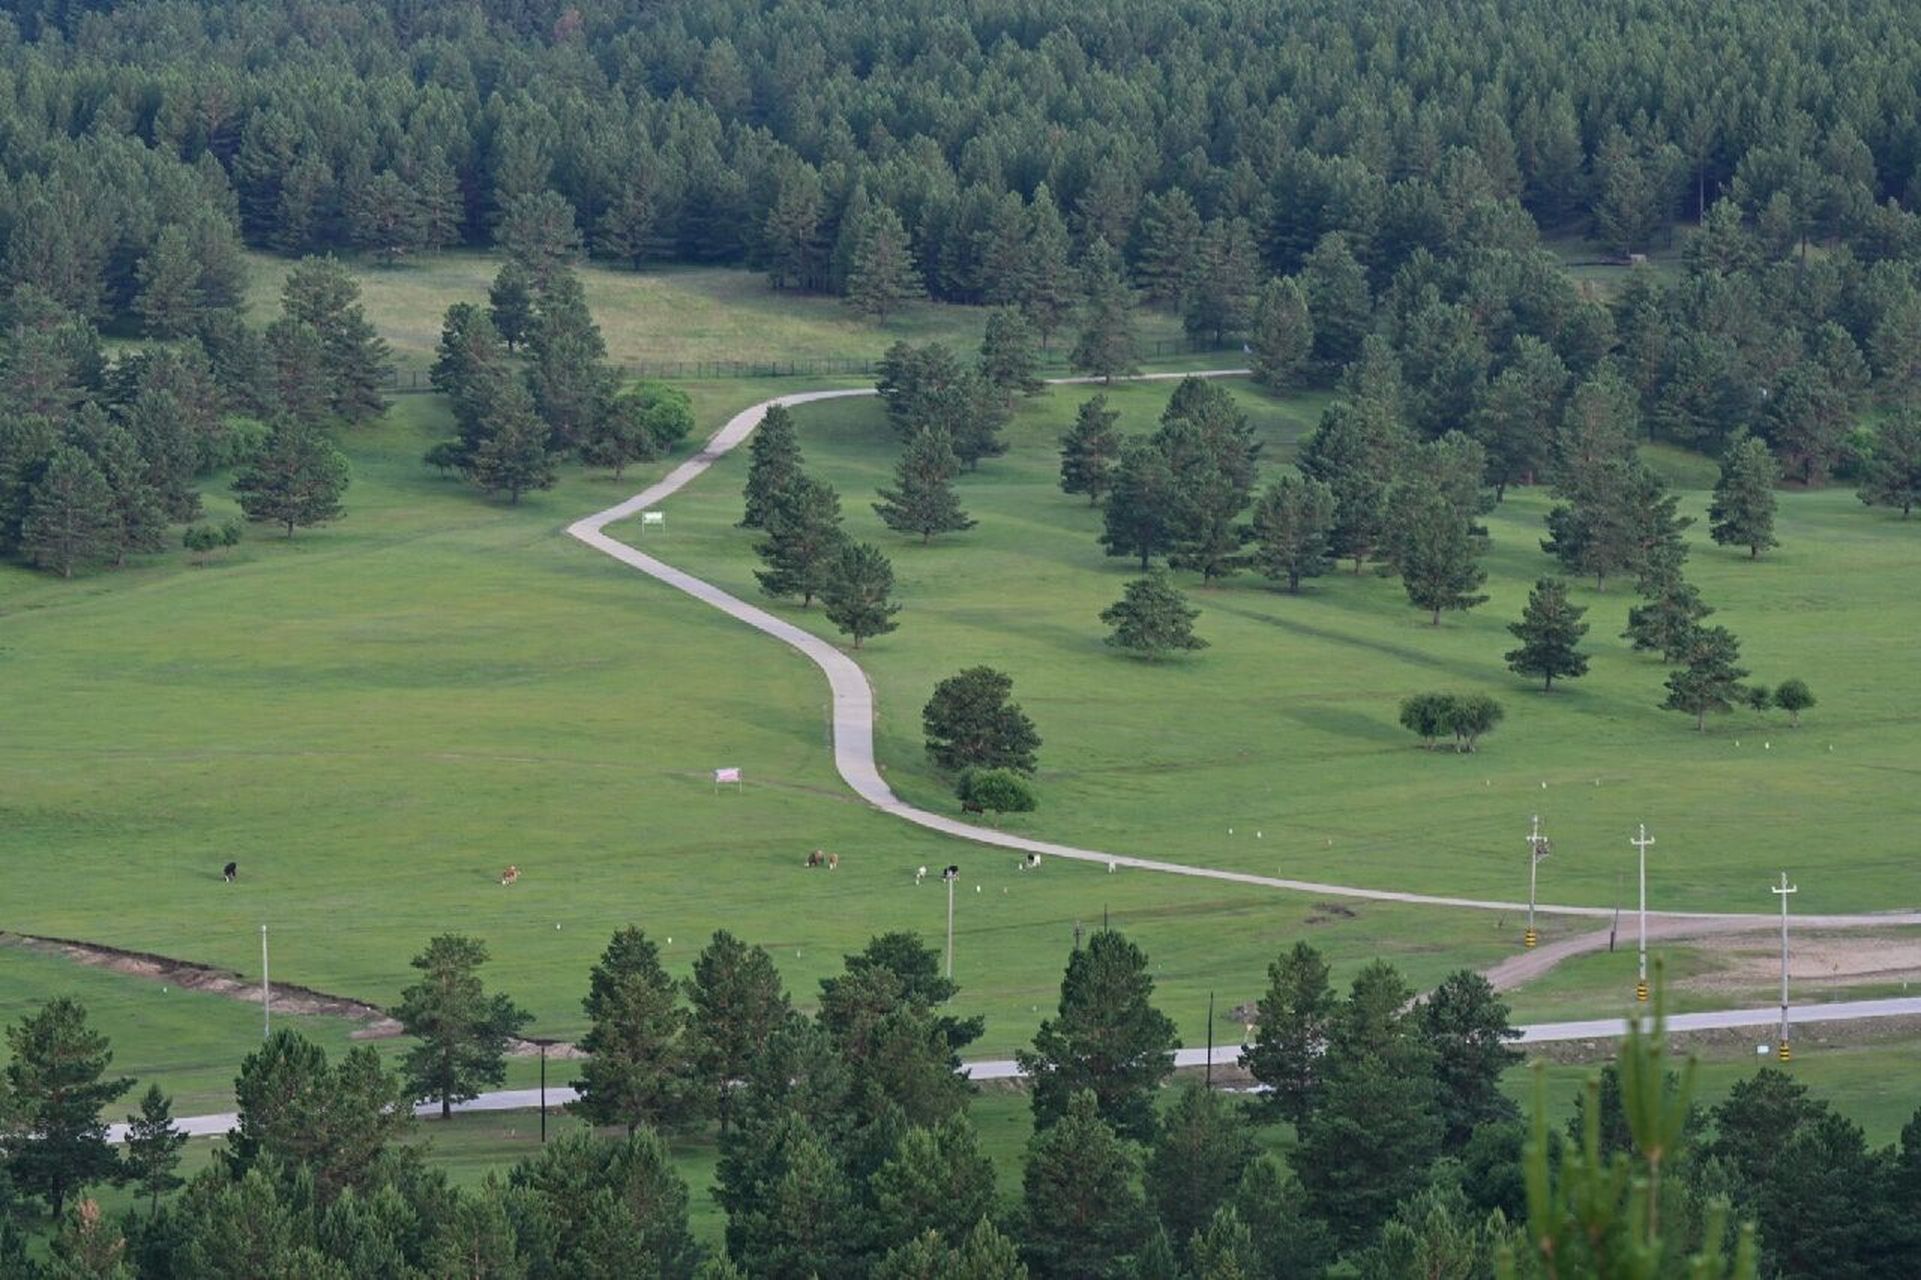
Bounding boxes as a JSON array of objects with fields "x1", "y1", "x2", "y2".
[{"x1": 565, "y1": 374, "x2": 1921, "y2": 932}]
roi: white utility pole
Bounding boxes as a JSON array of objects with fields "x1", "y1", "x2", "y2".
[
  {"x1": 1631, "y1": 824, "x2": 1655, "y2": 1002},
  {"x1": 1525, "y1": 814, "x2": 1550, "y2": 950},
  {"x1": 941, "y1": 865, "x2": 959, "y2": 979},
  {"x1": 261, "y1": 924, "x2": 271, "y2": 1039},
  {"x1": 1773, "y1": 872, "x2": 1798, "y2": 1061}
]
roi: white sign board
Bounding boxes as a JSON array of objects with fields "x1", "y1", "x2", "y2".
[{"x1": 642, "y1": 511, "x2": 666, "y2": 528}]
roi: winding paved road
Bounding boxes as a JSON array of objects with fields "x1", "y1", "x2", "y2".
[{"x1": 565, "y1": 374, "x2": 1921, "y2": 932}]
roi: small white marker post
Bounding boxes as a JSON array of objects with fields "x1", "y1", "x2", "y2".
[
  {"x1": 1773, "y1": 872, "x2": 1798, "y2": 1061},
  {"x1": 1631, "y1": 824, "x2": 1656, "y2": 1002}
]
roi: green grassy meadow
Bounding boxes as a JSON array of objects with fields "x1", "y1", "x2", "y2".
[{"x1": 628, "y1": 381, "x2": 1921, "y2": 916}]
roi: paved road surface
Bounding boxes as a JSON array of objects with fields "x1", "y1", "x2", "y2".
[
  {"x1": 566, "y1": 375, "x2": 1921, "y2": 929},
  {"x1": 109, "y1": 995, "x2": 1921, "y2": 1142}
]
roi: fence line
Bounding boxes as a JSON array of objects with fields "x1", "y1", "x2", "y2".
[{"x1": 382, "y1": 337, "x2": 1239, "y2": 393}]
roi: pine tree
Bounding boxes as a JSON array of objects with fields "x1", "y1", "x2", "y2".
[
  {"x1": 1710, "y1": 435, "x2": 1780, "y2": 558},
  {"x1": 0, "y1": 998, "x2": 133, "y2": 1215},
  {"x1": 720, "y1": 1114, "x2": 864, "y2": 1280},
  {"x1": 755, "y1": 475, "x2": 845, "y2": 606},
  {"x1": 822, "y1": 541, "x2": 902, "y2": 649},
  {"x1": 496, "y1": 191, "x2": 582, "y2": 289},
  {"x1": 1059, "y1": 394, "x2": 1122, "y2": 505},
  {"x1": 1188, "y1": 1207, "x2": 1261, "y2": 1280},
  {"x1": 465, "y1": 377, "x2": 557, "y2": 504},
  {"x1": 1017, "y1": 185, "x2": 1077, "y2": 346},
  {"x1": 1134, "y1": 189, "x2": 1204, "y2": 309},
  {"x1": 762, "y1": 166, "x2": 826, "y2": 291},
  {"x1": 846, "y1": 206, "x2": 923, "y2": 318},
  {"x1": 1069, "y1": 238, "x2": 1138, "y2": 382},
  {"x1": 1301, "y1": 232, "x2": 1373, "y2": 376},
  {"x1": 948, "y1": 369, "x2": 1012, "y2": 471},
  {"x1": 67, "y1": 411, "x2": 167, "y2": 564},
  {"x1": 413, "y1": 149, "x2": 465, "y2": 251},
  {"x1": 1470, "y1": 337, "x2": 1569, "y2": 499},
  {"x1": 1505, "y1": 577, "x2": 1591, "y2": 691},
  {"x1": 1663, "y1": 624, "x2": 1749, "y2": 731},
  {"x1": 1101, "y1": 572, "x2": 1207, "y2": 659},
  {"x1": 1297, "y1": 399, "x2": 1402, "y2": 572},
  {"x1": 871, "y1": 1116, "x2": 1000, "y2": 1252},
  {"x1": 1858, "y1": 410, "x2": 1921, "y2": 517},
  {"x1": 1147, "y1": 1084, "x2": 1258, "y2": 1256},
  {"x1": 1249, "y1": 474, "x2": 1336, "y2": 593},
  {"x1": 1232, "y1": 1155, "x2": 1336, "y2": 1280},
  {"x1": 1623, "y1": 546, "x2": 1714, "y2": 661},
  {"x1": 686, "y1": 930, "x2": 792, "y2": 1133},
  {"x1": 134, "y1": 226, "x2": 202, "y2": 339},
  {"x1": 1018, "y1": 1090, "x2": 1147, "y2": 1278},
  {"x1": 979, "y1": 308, "x2": 1043, "y2": 397},
  {"x1": 1418, "y1": 971, "x2": 1522, "y2": 1152},
  {"x1": 487, "y1": 261, "x2": 536, "y2": 353},
  {"x1": 347, "y1": 170, "x2": 425, "y2": 267},
  {"x1": 232, "y1": 417, "x2": 350, "y2": 536},
  {"x1": 875, "y1": 429, "x2": 974, "y2": 543},
  {"x1": 1165, "y1": 454, "x2": 1249, "y2": 583},
  {"x1": 921, "y1": 666, "x2": 1041, "y2": 774},
  {"x1": 390, "y1": 934, "x2": 531, "y2": 1120},
  {"x1": 264, "y1": 316, "x2": 333, "y2": 425},
  {"x1": 1181, "y1": 217, "x2": 1260, "y2": 344},
  {"x1": 741, "y1": 402, "x2": 804, "y2": 528},
  {"x1": 571, "y1": 927, "x2": 692, "y2": 1137},
  {"x1": 595, "y1": 171, "x2": 667, "y2": 271},
  {"x1": 278, "y1": 258, "x2": 390, "y2": 424},
  {"x1": 1018, "y1": 930, "x2": 1179, "y2": 1141},
  {"x1": 525, "y1": 270, "x2": 612, "y2": 450},
  {"x1": 122, "y1": 1085, "x2": 187, "y2": 1213},
  {"x1": 21, "y1": 445, "x2": 116, "y2": 576},
  {"x1": 1390, "y1": 484, "x2": 1487, "y2": 624},
  {"x1": 1100, "y1": 438, "x2": 1177, "y2": 569},
  {"x1": 1249, "y1": 277, "x2": 1313, "y2": 390},
  {"x1": 1764, "y1": 361, "x2": 1848, "y2": 486},
  {"x1": 1241, "y1": 941, "x2": 1337, "y2": 1125}
]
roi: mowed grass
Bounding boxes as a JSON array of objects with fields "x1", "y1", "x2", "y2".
[
  {"x1": 243, "y1": 251, "x2": 1189, "y2": 376},
  {"x1": 624, "y1": 380, "x2": 1921, "y2": 915},
  {"x1": 0, "y1": 383, "x2": 1532, "y2": 1063}
]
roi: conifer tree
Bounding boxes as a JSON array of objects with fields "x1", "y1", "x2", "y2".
[
  {"x1": 1390, "y1": 484, "x2": 1487, "y2": 624},
  {"x1": 122, "y1": 1085, "x2": 187, "y2": 1214},
  {"x1": 1623, "y1": 546, "x2": 1713, "y2": 661},
  {"x1": 685, "y1": 930, "x2": 791, "y2": 1134},
  {"x1": 68, "y1": 411, "x2": 167, "y2": 564},
  {"x1": 525, "y1": 270, "x2": 612, "y2": 449},
  {"x1": 279, "y1": 258, "x2": 390, "y2": 424},
  {"x1": 1017, "y1": 185, "x2": 1076, "y2": 346},
  {"x1": 870, "y1": 1115, "x2": 1000, "y2": 1252},
  {"x1": 1242, "y1": 942, "x2": 1336, "y2": 1125},
  {"x1": 1858, "y1": 410, "x2": 1921, "y2": 517},
  {"x1": 1505, "y1": 577, "x2": 1591, "y2": 691},
  {"x1": 496, "y1": 191, "x2": 582, "y2": 289},
  {"x1": 1100, "y1": 438, "x2": 1178, "y2": 569},
  {"x1": 135, "y1": 226, "x2": 203, "y2": 339},
  {"x1": 822, "y1": 541, "x2": 902, "y2": 649},
  {"x1": 0, "y1": 998, "x2": 132, "y2": 1215},
  {"x1": 922, "y1": 666, "x2": 1041, "y2": 775},
  {"x1": 762, "y1": 166, "x2": 826, "y2": 291},
  {"x1": 875, "y1": 429, "x2": 974, "y2": 543},
  {"x1": 595, "y1": 172, "x2": 666, "y2": 271},
  {"x1": 465, "y1": 379, "x2": 557, "y2": 504},
  {"x1": 1133, "y1": 189, "x2": 1204, "y2": 308},
  {"x1": 1663, "y1": 624, "x2": 1749, "y2": 731},
  {"x1": 1069, "y1": 238, "x2": 1138, "y2": 383},
  {"x1": 347, "y1": 170, "x2": 425, "y2": 267},
  {"x1": 1147, "y1": 1084, "x2": 1258, "y2": 1256},
  {"x1": 487, "y1": 261, "x2": 536, "y2": 353},
  {"x1": 1101, "y1": 572, "x2": 1207, "y2": 660},
  {"x1": 21, "y1": 445, "x2": 118, "y2": 576},
  {"x1": 1018, "y1": 1090, "x2": 1147, "y2": 1277},
  {"x1": 755, "y1": 475, "x2": 845, "y2": 606},
  {"x1": 1058, "y1": 394, "x2": 1122, "y2": 506},
  {"x1": 1249, "y1": 277, "x2": 1313, "y2": 390},
  {"x1": 846, "y1": 206, "x2": 923, "y2": 318},
  {"x1": 979, "y1": 308, "x2": 1043, "y2": 397},
  {"x1": 571, "y1": 926, "x2": 692, "y2": 1137},
  {"x1": 741, "y1": 402, "x2": 804, "y2": 528},
  {"x1": 1470, "y1": 337, "x2": 1569, "y2": 499},
  {"x1": 390, "y1": 934, "x2": 531, "y2": 1121},
  {"x1": 1297, "y1": 399, "x2": 1401, "y2": 572},
  {"x1": 1018, "y1": 930, "x2": 1179, "y2": 1141},
  {"x1": 1249, "y1": 474, "x2": 1336, "y2": 593},
  {"x1": 232, "y1": 417, "x2": 350, "y2": 536},
  {"x1": 1181, "y1": 217, "x2": 1260, "y2": 343},
  {"x1": 1300, "y1": 232, "x2": 1372, "y2": 376},
  {"x1": 1709, "y1": 435, "x2": 1780, "y2": 558}
]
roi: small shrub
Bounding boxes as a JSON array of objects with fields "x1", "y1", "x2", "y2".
[
  {"x1": 1400, "y1": 692, "x2": 1505, "y2": 753},
  {"x1": 423, "y1": 441, "x2": 466, "y2": 476},
  {"x1": 957, "y1": 768, "x2": 1038, "y2": 817},
  {"x1": 182, "y1": 519, "x2": 243, "y2": 566},
  {"x1": 1773, "y1": 678, "x2": 1814, "y2": 727}
]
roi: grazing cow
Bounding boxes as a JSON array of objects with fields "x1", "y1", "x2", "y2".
[
  {"x1": 222, "y1": 862, "x2": 237, "y2": 883},
  {"x1": 915, "y1": 866, "x2": 927, "y2": 884},
  {"x1": 805, "y1": 849, "x2": 826, "y2": 868},
  {"x1": 500, "y1": 865, "x2": 520, "y2": 886},
  {"x1": 1019, "y1": 853, "x2": 1041, "y2": 871},
  {"x1": 827, "y1": 852, "x2": 840, "y2": 871}
]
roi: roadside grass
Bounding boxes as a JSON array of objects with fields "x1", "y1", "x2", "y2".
[{"x1": 622, "y1": 380, "x2": 1921, "y2": 914}]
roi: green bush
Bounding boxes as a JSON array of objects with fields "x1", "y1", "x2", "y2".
[
  {"x1": 957, "y1": 768, "x2": 1038, "y2": 816},
  {"x1": 1399, "y1": 692, "x2": 1505, "y2": 753}
]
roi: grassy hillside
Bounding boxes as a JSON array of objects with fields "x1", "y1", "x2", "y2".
[{"x1": 626, "y1": 380, "x2": 1921, "y2": 915}]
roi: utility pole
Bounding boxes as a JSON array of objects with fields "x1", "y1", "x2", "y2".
[
  {"x1": 941, "y1": 865, "x2": 960, "y2": 979},
  {"x1": 1773, "y1": 872, "x2": 1798, "y2": 1062},
  {"x1": 1205, "y1": 991, "x2": 1216, "y2": 1090},
  {"x1": 1524, "y1": 814, "x2": 1550, "y2": 949},
  {"x1": 1631, "y1": 824, "x2": 1655, "y2": 1002},
  {"x1": 260, "y1": 925, "x2": 270, "y2": 1039}
]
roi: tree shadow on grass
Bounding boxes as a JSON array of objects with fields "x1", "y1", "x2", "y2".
[{"x1": 1204, "y1": 597, "x2": 1492, "y2": 684}]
